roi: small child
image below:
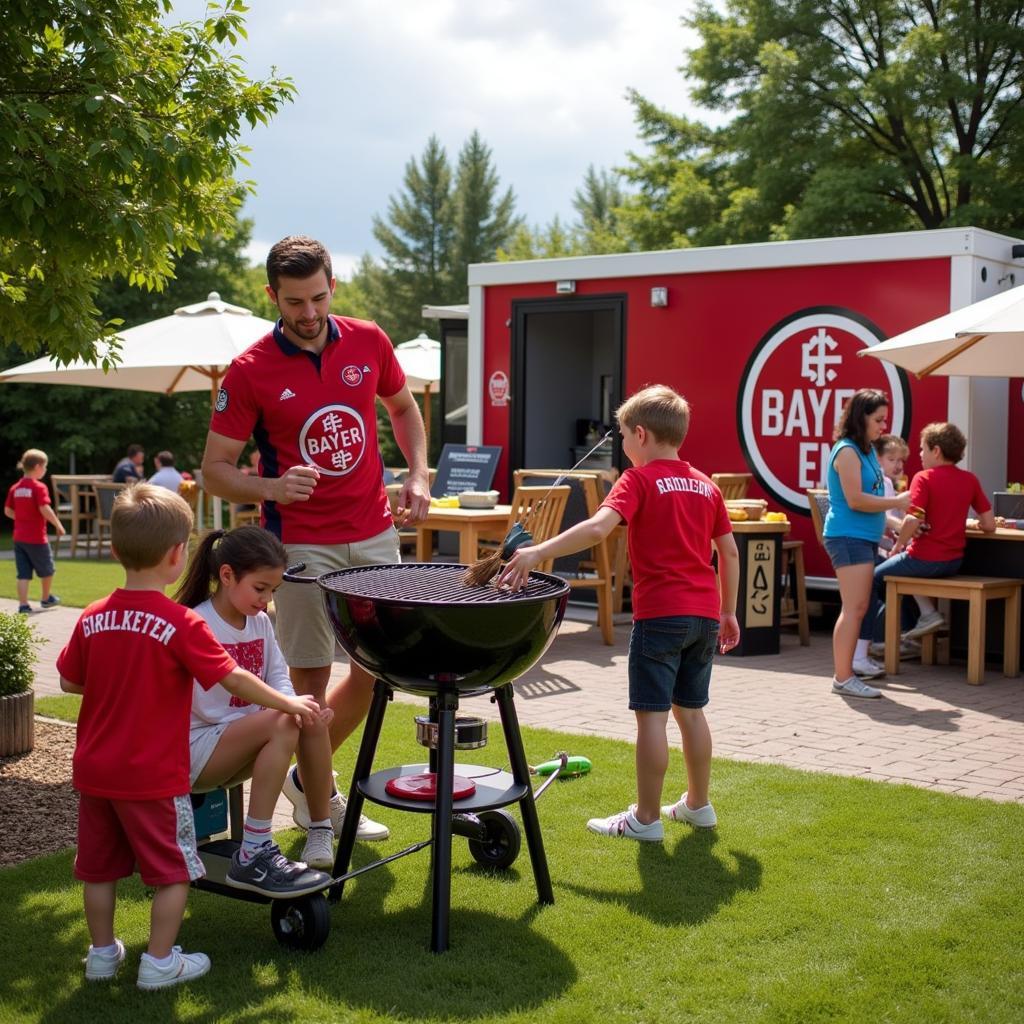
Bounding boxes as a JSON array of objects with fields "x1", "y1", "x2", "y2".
[
  {"x1": 873, "y1": 434, "x2": 908, "y2": 557},
  {"x1": 873, "y1": 422, "x2": 996, "y2": 641},
  {"x1": 499, "y1": 385, "x2": 740, "y2": 841},
  {"x1": 4, "y1": 448, "x2": 65, "y2": 613},
  {"x1": 57, "y1": 485, "x2": 322, "y2": 991},
  {"x1": 176, "y1": 525, "x2": 340, "y2": 873}
]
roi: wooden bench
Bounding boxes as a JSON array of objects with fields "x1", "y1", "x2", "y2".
[{"x1": 883, "y1": 575, "x2": 1022, "y2": 685}]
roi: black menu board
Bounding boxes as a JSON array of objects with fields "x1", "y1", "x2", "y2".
[{"x1": 431, "y1": 444, "x2": 502, "y2": 497}]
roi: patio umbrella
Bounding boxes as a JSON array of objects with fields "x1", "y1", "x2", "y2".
[
  {"x1": 394, "y1": 332, "x2": 441, "y2": 454},
  {"x1": 0, "y1": 292, "x2": 274, "y2": 404},
  {"x1": 859, "y1": 284, "x2": 1024, "y2": 378}
]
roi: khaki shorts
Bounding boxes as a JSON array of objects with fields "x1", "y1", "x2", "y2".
[{"x1": 275, "y1": 528, "x2": 401, "y2": 668}]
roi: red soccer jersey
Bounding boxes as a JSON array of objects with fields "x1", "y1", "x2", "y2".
[
  {"x1": 5, "y1": 477, "x2": 50, "y2": 544},
  {"x1": 57, "y1": 590, "x2": 237, "y2": 799},
  {"x1": 907, "y1": 464, "x2": 992, "y2": 561},
  {"x1": 210, "y1": 315, "x2": 406, "y2": 544},
  {"x1": 602, "y1": 460, "x2": 732, "y2": 621}
]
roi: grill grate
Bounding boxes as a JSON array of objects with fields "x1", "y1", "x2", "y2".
[{"x1": 316, "y1": 563, "x2": 568, "y2": 605}]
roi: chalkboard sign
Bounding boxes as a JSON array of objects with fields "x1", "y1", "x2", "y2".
[{"x1": 431, "y1": 444, "x2": 502, "y2": 497}]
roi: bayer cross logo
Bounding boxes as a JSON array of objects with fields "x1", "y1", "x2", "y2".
[
  {"x1": 215, "y1": 387, "x2": 228, "y2": 413},
  {"x1": 737, "y1": 306, "x2": 911, "y2": 514},
  {"x1": 341, "y1": 365, "x2": 363, "y2": 386},
  {"x1": 298, "y1": 404, "x2": 367, "y2": 476}
]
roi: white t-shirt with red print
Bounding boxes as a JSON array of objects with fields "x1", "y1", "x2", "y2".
[
  {"x1": 190, "y1": 599, "x2": 295, "y2": 730},
  {"x1": 601, "y1": 460, "x2": 732, "y2": 622},
  {"x1": 57, "y1": 590, "x2": 237, "y2": 800},
  {"x1": 209, "y1": 315, "x2": 406, "y2": 544}
]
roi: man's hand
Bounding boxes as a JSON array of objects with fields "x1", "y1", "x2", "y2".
[
  {"x1": 394, "y1": 473, "x2": 431, "y2": 526},
  {"x1": 271, "y1": 465, "x2": 319, "y2": 505}
]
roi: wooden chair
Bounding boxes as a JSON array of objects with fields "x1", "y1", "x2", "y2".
[
  {"x1": 93, "y1": 482, "x2": 129, "y2": 557},
  {"x1": 51, "y1": 475, "x2": 105, "y2": 558},
  {"x1": 480, "y1": 485, "x2": 569, "y2": 572},
  {"x1": 779, "y1": 539, "x2": 810, "y2": 645},
  {"x1": 513, "y1": 469, "x2": 616, "y2": 645},
  {"x1": 806, "y1": 488, "x2": 830, "y2": 547},
  {"x1": 229, "y1": 505, "x2": 261, "y2": 529},
  {"x1": 712, "y1": 472, "x2": 753, "y2": 500}
]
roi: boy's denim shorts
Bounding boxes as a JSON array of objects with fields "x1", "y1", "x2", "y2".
[
  {"x1": 627, "y1": 615, "x2": 719, "y2": 712},
  {"x1": 822, "y1": 535, "x2": 877, "y2": 569},
  {"x1": 14, "y1": 542, "x2": 55, "y2": 580}
]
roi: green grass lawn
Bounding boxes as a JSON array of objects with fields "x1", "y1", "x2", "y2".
[
  {"x1": 34, "y1": 694, "x2": 81, "y2": 723},
  {"x1": 2, "y1": 710, "x2": 1022, "y2": 1023},
  {"x1": 0, "y1": 559, "x2": 130, "y2": 607}
]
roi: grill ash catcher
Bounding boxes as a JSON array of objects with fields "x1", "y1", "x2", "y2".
[{"x1": 283, "y1": 561, "x2": 571, "y2": 953}]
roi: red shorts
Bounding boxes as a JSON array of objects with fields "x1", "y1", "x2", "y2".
[{"x1": 74, "y1": 793, "x2": 205, "y2": 887}]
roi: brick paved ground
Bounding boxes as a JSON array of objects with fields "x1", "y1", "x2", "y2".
[{"x1": 13, "y1": 597, "x2": 1023, "y2": 835}]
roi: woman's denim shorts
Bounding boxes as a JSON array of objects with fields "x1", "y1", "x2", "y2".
[
  {"x1": 822, "y1": 535, "x2": 877, "y2": 569},
  {"x1": 627, "y1": 615, "x2": 719, "y2": 712}
]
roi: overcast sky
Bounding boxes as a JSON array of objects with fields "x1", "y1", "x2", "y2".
[{"x1": 169, "y1": 1, "x2": 704, "y2": 277}]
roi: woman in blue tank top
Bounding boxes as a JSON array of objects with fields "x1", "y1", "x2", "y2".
[{"x1": 823, "y1": 390, "x2": 911, "y2": 698}]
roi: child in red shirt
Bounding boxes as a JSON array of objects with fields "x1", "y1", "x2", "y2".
[
  {"x1": 872, "y1": 422, "x2": 996, "y2": 641},
  {"x1": 3, "y1": 448, "x2": 65, "y2": 613},
  {"x1": 499, "y1": 385, "x2": 740, "y2": 841},
  {"x1": 57, "y1": 484, "x2": 322, "y2": 991}
]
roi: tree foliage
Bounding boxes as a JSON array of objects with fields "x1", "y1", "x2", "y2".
[
  {"x1": 621, "y1": 0, "x2": 1024, "y2": 246},
  {"x1": 0, "y1": 0, "x2": 294, "y2": 364}
]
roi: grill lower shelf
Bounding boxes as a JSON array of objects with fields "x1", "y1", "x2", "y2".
[{"x1": 357, "y1": 762, "x2": 528, "y2": 813}]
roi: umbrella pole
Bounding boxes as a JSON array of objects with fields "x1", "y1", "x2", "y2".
[
  {"x1": 209, "y1": 369, "x2": 223, "y2": 531},
  {"x1": 423, "y1": 380, "x2": 432, "y2": 461}
]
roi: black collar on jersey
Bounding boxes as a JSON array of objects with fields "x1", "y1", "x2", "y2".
[{"x1": 272, "y1": 315, "x2": 340, "y2": 371}]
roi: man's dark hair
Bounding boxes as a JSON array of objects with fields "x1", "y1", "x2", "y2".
[
  {"x1": 266, "y1": 236, "x2": 333, "y2": 291},
  {"x1": 156, "y1": 451, "x2": 175, "y2": 467},
  {"x1": 127, "y1": 443, "x2": 144, "y2": 458}
]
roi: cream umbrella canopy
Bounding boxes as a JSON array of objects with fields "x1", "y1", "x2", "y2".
[
  {"x1": 394, "y1": 332, "x2": 441, "y2": 454},
  {"x1": 858, "y1": 284, "x2": 1024, "y2": 378}
]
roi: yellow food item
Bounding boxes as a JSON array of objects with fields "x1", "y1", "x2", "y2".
[
  {"x1": 429, "y1": 496, "x2": 460, "y2": 508},
  {"x1": 765, "y1": 511, "x2": 789, "y2": 523},
  {"x1": 727, "y1": 508, "x2": 749, "y2": 521}
]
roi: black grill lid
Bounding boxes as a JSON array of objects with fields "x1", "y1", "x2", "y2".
[{"x1": 314, "y1": 563, "x2": 568, "y2": 605}]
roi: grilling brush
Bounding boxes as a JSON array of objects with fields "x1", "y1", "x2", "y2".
[{"x1": 462, "y1": 430, "x2": 613, "y2": 588}]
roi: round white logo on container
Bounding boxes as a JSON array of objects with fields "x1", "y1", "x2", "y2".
[{"x1": 488, "y1": 370, "x2": 509, "y2": 406}]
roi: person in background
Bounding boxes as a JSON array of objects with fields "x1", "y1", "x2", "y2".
[
  {"x1": 112, "y1": 444, "x2": 145, "y2": 484},
  {"x1": 4, "y1": 448, "x2": 65, "y2": 613},
  {"x1": 822, "y1": 390, "x2": 911, "y2": 698},
  {"x1": 4, "y1": 446, "x2": 65, "y2": 610},
  {"x1": 57, "y1": 484, "x2": 322, "y2": 990},
  {"x1": 499, "y1": 385, "x2": 740, "y2": 841},
  {"x1": 872, "y1": 422, "x2": 996, "y2": 644},
  {"x1": 201, "y1": 235, "x2": 432, "y2": 847},
  {"x1": 148, "y1": 452, "x2": 184, "y2": 493}
]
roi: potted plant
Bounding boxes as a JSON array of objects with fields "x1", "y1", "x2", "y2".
[{"x1": 0, "y1": 611, "x2": 44, "y2": 757}]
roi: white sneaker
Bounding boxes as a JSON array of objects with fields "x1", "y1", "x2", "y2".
[
  {"x1": 832, "y1": 675, "x2": 883, "y2": 699},
  {"x1": 868, "y1": 639, "x2": 921, "y2": 660},
  {"x1": 84, "y1": 939, "x2": 125, "y2": 981},
  {"x1": 662, "y1": 792, "x2": 717, "y2": 828},
  {"x1": 851, "y1": 657, "x2": 885, "y2": 679},
  {"x1": 903, "y1": 610, "x2": 945, "y2": 640},
  {"x1": 301, "y1": 826, "x2": 335, "y2": 871},
  {"x1": 283, "y1": 766, "x2": 390, "y2": 841},
  {"x1": 586, "y1": 805, "x2": 663, "y2": 842},
  {"x1": 136, "y1": 947, "x2": 211, "y2": 991}
]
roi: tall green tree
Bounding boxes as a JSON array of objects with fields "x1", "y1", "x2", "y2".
[
  {"x1": 0, "y1": 0, "x2": 294, "y2": 364},
  {"x1": 572, "y1": 165, "x2": 628, "y2": 254},
  {"x1": 621, "y1": 1, "x2": 1024, "y2": 246}
]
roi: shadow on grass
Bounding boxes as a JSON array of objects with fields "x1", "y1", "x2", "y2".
[{"x1": 561, "y1": 829, "x2": 762, "y2": 926}]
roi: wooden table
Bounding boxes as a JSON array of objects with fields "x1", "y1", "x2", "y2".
[
  {"x1": 50, "y1": 474, "x2": 110, "y2": 558},
  {"x1": 958, "y1": 525, "x2": 1024, "y2": 664},
  {"x1": 415, "y1": 505, "x2": 512, "y2": 564}
]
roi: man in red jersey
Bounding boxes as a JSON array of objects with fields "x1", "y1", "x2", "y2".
[{"x1": 201, "y1": 235, "x2": 430, "y2": 846}]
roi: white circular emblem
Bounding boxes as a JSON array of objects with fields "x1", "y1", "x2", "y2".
[
  {"x1": 215, "y1": 387, "x2": 228, "y2": 413},
  {"x1": 341, "y1": 364, "x2": 364, "y2": 387},
  {"x1": 298, "y1": 404, "x2": 367, "y2": 477}
]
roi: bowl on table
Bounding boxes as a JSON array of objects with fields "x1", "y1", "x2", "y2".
[
  {"x1": 725, "y1": 499, "x2": 767, "y2": 521},
  {"x1": 458, "y1": 490, "x2": 500, "y2": 509}
]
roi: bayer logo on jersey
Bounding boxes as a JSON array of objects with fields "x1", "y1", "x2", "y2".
[
  {"x1": 341, "y1": 364, "x2": 364, "y2": 386},
  {"x1": 298, "y1": 404, "x2": 367, "y2": 476}
]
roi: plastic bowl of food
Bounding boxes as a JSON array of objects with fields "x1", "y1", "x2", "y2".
[
  {"x1": 725, "y1": 499, "x2": 767, "y2": 521},
  {"x1": 458, "y1": 490, "x2": 500, "y2": 509}
]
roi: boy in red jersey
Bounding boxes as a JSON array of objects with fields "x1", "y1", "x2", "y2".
[
  {"x1": 872, "y1": 422, "x2": 996, "y2": 640},
  {"x1": 4, "y1": 448, "x2": 65, "y2": 613},
  {"x1": 57, "y1": 485, "x2": 323, "y2": 991},
  {"x1": 499, "y1": 385, "x2": 740, "y2": 841}
]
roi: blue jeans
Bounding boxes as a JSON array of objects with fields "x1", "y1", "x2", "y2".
[
  {"x1": 627, "y1": 616, "x2": 719, "y2": 711},
  {"x1": 869, "y1": 552, "x2": 962, "y2": 640}
]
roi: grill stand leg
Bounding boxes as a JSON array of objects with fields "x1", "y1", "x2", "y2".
[
  {"x1": 329, "y1": 679, "x2": 391, "y2": 902},
  {"x1": 429, "y1": 691, "x2": 457, "y2": 953},
  {"x1": 494, "y1": 683, "x2": 554, "y2": 904}
]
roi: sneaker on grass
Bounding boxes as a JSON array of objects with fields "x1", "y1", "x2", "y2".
[
  {"x1": 301, "y1": 826, "x2": 335, "y2": 871},
  {"x1": 851, "y1": 657, "x2": 885, "y2": 679},
  {"x1": 586, "y1": 805, "x2": 663, "y2": 842},
  {"x1": 903, "y1": 610, "x2": 946, "y2": 640},
  {"x1": 226, "y1": 843, "x2": 330, "y2": 898},
  {"x1": 282, "y1": 766, "x2": 390, "y2": 841},
  {"x1": 136, "y1": 947, "x2": 210, "y2": 991},
  {"x1": 84, "y1": 939, "x2": 125, "y2": 981},
  {"x1": 832, "y1": 675, "x2": 882, "y2": 699},
  {"x1": 662, "y1": 792, "x2": 717, "y2": 828}
]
